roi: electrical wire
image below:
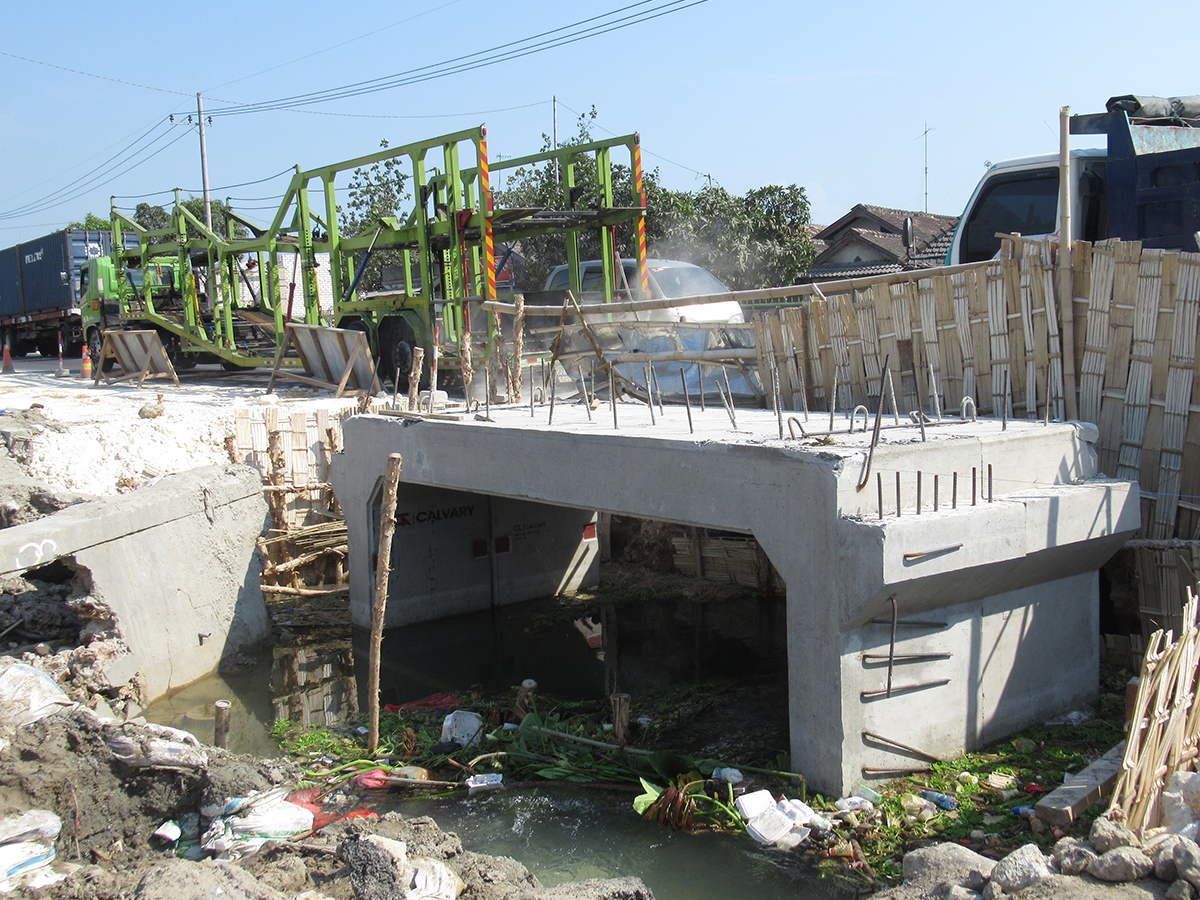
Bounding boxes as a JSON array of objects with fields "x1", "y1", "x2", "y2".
[
  {"x1": 0, "y1": 128, "x2": 193, "y2": 220},
  {"x1": 201, "y1": 0, "x2": 707, "y2": 117},
  {"x1": 0, "y1": 50, "x2": 193, "y2": 97},
  {"x1": 0, "y1": 120, "x2": 176, "y2": 220}
]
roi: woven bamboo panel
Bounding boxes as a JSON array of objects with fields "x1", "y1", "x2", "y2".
[{"x1": 671, "y1": 529, "x2": 783, "y2": 593}]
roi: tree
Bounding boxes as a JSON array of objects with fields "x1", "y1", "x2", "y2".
[
  {"x1": 338, "y1": 140, "x2": 410, "y2": 293},
  {"x1": 654, "y1": 183, "x2": 817, "y2": 290},
  {"x1": 68, "y1": 212, "x2": 110, "y2": 230},
  {"x1": 495, "y1": 107, "x2": 816, "y2": 292},
  {"x1": 133, "y1": 203, "x2": 170, "y2": 231},
  {"x1": 128, "y1": 199, "x2": 247, "y2": 239}
]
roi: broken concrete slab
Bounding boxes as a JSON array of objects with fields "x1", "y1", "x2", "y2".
[{"x1": 0, "y1": 465, "x2": 270, "y2": 701}]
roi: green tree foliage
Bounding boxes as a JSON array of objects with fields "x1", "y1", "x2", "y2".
[
  {"x1": 67, "y1": 212, "x2": 110, "y2": 230},
  {"x1": 495, "y1": 108, "x2": 815, "y2": 292},
  {"x1": 655, "y1": 183, "x2": 817, "y2": 290},
  {"x1": 133, "y1": 203, "x2": 170, "y2": 231},
  {"x1": 338, "y1": 140, "x2": 410, "y2": 293}
]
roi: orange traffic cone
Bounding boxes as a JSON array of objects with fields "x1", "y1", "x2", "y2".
[
  {"x1": 2, "y1": 344, "x2": 13, "y2": 374},
  {"x1": 80, "y1": 352, "x2": 92, "y2": 381}
]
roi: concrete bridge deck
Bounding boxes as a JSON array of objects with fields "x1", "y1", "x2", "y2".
[{"x1": 332, "y1": 399, "x2": 1138, "y2": 794}]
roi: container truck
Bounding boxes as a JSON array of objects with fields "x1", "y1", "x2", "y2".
[
  {"x1": 946, "y1": 94, "x2": 1200, "y2": 265},
  {"x1": 0, "y1": 229, "x2": 135, "y2": 358}
]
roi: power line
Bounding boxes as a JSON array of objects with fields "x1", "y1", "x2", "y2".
[
  {"x1": 0, "y1": 49, "x2": 192, "y2": 96},
  {"x1": 0, "y1": 128, "x2": 193, "y2": 220},
  {"x1": 0, "y1": 120, "x2": 174, "y2": 219},
  {"x1": 202, "y1": 1, "x2": 707, "y2": 117},
  {"x1": 201, "y1": 0, "x2": 467, "y2": 94}
]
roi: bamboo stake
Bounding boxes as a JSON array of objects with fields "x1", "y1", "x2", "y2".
[
  {"x1": 1058, "y1": 106, "x2": 1079, "y2": 420},
  {"x1": 368, "y1": 453, "x2": 403, "y2": 754},
  {"x1": 407, "y1": 347, "x2": 425, "y2": 412}
]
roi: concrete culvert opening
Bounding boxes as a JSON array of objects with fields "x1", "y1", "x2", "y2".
[{"x1": 0, "y1": 555, "x2": 144, "y2": 718}]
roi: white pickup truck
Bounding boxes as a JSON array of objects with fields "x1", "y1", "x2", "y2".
[{"x1": 946, "y1": 94, "x2": 1200, "y2": 265}]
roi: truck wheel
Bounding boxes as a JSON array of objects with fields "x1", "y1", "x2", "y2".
[
  {"x1": 36, "y1": 336, "x2": 59, "y2": 359},
  {"x1": 380, "y1": 317, "x2": 428, "y2": 391},
  {"x1": 88, "y1": 329, "x2": 116, "y2": 373}
]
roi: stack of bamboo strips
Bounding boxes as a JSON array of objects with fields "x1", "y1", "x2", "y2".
[{"x1": 1110, "y1": 592, "x2": 1200, "y2": 833}]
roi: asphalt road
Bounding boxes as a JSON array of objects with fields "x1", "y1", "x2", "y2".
[{"x1": 7, "y1": 350, "x2": 277, "y2": 390}]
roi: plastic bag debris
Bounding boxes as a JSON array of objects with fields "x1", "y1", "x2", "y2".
[
  {"x1": 440, "y1": 710, "x2": 484, "y2": 747},
  {"x1": 201, "y1": 786, "x2": 314, "y2": 858},
  {"x1": 0, "y1": 841, "x2": 55, "y2": 883},
  {"x1": 0, "y1": 810, "x2": 60, "y2": 845},
  {"x1": 351, "y1": 769, "x2": 391, "y2": 790},
  {"x1": 0, "y1": 663, "x2": 73, "y2": 728},
  {"x1": 405, "y1": 857, "x2": 465, "y2": 900},
  {"x1": 711, "y1": 767, "x2": 744, "y2": 784},
  {"x1": 1045, "y1": 708, "x2": 1093, "y2": 727},
  {"x1": 835, "y1": 796, "x2": 875, "y2": 812},
  {"x1": 106, "y1": 722, "x2": 207, "y2": 770}
]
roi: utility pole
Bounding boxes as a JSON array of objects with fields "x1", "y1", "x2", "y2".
[
  {"x1": 197, "y1": 93, "x2": 213, "y2": 230},
  {"x1": 552, "y1": 96, "x2": 559, "y2": 185}
]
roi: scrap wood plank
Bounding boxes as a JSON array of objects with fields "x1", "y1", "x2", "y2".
[
  {"x1": 854, "y1": 287, "x2": 883, "y2": 409},
  {"x1": 839, "y1": 291, "x2": 866, "y2": 409},
  {"x1": 1158, "y1": 256, "x2": 1200, "y2": 538},
  {"x1": 1034, "y1": 740, "x2": 1126, "y2": 826},
  {"x1": 94, "y1": 330, "x2": 181, "y2": 389},
  {"x1": 933, "y1": 273, "x2": 962, "y2": 411},
  {"x1": 267, "y1": 324, "x2": 382, "y2": 398}
]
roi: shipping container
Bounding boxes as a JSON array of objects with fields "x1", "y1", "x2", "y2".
[{"x1": 0, "y1": 228, "x2": 130, "y2": 357}]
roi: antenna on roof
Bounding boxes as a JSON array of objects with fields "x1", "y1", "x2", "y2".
[{"x1": 922, "y1": 123, "x2": 932, "y2": 213}]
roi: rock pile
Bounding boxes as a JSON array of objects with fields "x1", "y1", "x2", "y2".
[{"x1": 870, "y1": 814, "x2": 1200, "y2": 899}]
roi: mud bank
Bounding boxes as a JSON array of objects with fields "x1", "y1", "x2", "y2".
[{"x1": 0, "y1": 707, "x2": 652, "y2": 899}]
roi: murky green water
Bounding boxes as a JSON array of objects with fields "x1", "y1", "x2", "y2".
[
  {"x1": 393, "y1": 786, "x2": 856, "y2": 900},
  {"x1": 142, "y1": 594, "x2": 853, "y2": 900}
]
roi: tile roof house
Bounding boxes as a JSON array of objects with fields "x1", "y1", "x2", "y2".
[{"x1": 803, "y1": 204, "x2": 959, "y2": 282}]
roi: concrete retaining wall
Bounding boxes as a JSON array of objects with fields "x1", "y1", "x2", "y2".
[{"x1": 0, "y1": 465, "x2": 270, "y2": 701}]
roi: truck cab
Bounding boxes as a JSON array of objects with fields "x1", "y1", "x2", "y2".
[{"x1": 946, "y1": 95, "x2": 1200, "y2": 265}]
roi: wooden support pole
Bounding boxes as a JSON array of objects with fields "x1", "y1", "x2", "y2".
[
  {"x1": 407, "y1": 347, "x2": 425, "y2": 412},
  {"x1": 1058, "y1": 105, "x2": 1079, "y2": 421},
  {"x1": 214, "y1": 699, "x2": 231, "y2": 750},
  {"x1": 610, "y1": 693, "x2": 631, "y2": 746},
  {"x1": 368, "y1": 453, "x2": 404, "y2": 754}
]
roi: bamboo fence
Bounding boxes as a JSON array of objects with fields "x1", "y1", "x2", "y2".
[
  {"x1": 1110, "y1": 592, "x2": 1200, "y2": 833},
  {"x1": 747, "y1": 237, "x2": 1200, "y2": 639}
]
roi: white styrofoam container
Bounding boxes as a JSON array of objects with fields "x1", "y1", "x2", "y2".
[
  {"x1": 734, "y1": 789, "x2": 776, "y2": 821},
  {"x1": 745, "y1": 807, "x2": 794, "y2": 845}
]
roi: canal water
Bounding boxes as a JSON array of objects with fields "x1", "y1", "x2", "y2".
[{"x1": 143, "y1": 591, "x2": 857, "y2": 900}]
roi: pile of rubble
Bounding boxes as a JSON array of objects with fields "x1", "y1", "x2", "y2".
[
  {"x1": 0, "y1": 701, "x2": 653, "y2": 899},
  {"x1": 871, "y1": 814, "x2": 1200, "y2": 899}
]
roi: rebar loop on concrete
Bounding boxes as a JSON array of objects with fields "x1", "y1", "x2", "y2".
[
  {"x1": 548, "y1": 364, "x2": 558, "y2": 425},
  {"x1": 895, "y1": 472, "x2": 901, "y2": 518},
  {"x1": 680, "y1": 368, "x2": 694, "y2": 434},
  {"x1": 928, "y1": 362, "x2": 943, "y2": 421},
  {"x1": 829, "y1": 368, "x2": 837, "y2": 433},
  {"x1": 850, "y1": 405, "x2": 869, "y2": 434},
  {"x1": 916, "y1": 471, "x2": 922, "y2": 514},
  {"x1": 861, "y1": 679, "x2": 950, "y2": 701},
  {"x1": 960, "y1": 396, "x2": 977, "y2": 421},
  {"x1": 877, "y1": 472, "x2": 883, "y2": 519},
  {"x1": 787, "y1": 416, "x2": 806, "y2": 440},
  {"x1": 576, "y1": 366, "x2": 592, "y2": 422},
  {"x1": 933, "y1": 474, "x2": 939, "y2": 511},
  {"x1": 855, "y1": 355, "x2": 890, "y2": 491},
  {"x1": 887, "y1": 595, "x2": 898, "y2": 696},
  {"x1": 988, "y1": 464, "x2": 993, "y2": 503},
  {"x1": 771, "y1": 354, "x2": 783, "y2": 439},
  {"x1": 1002, "y1": 369, "x2": 1010, "y2": 431},
  {"x1": 902, "y1": 544, "x2": 963, "y2": 561},
  {"x1": 718, "y1": 368, "x2": 737, "y2": 429},
  {"x1": 862, "y1": 653, "x2": 952, "y2": 664},
  {"x1": 652, "y1": 366, "x2": 665, "y2": 417},
  {"x1": 609, "y1": 369, "x2": 618, "y2": 430},
  {"x1": 643, "y1": 365, "x2": 655, "y2": 425},
  {"x1": 484, "y1": 369, "x2": 491, "y2": 421},
  {"x1": 861, "y1": 730, "x2": 942, "y2": 764},
  {"x1": 885, "y1": 366, "x2": 900, "y2": 425}
]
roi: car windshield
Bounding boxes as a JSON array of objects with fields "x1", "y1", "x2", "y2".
[{"x1": 648, "y1": 264, "x2": 728, "y2": 298}]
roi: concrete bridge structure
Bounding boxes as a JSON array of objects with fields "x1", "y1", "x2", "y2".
[{"x1": 332, "y1": 400, "x2": 1139, "y2": 795}]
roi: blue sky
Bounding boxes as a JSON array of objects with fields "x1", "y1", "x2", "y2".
[{"x1": 1, "y1": 0, "x2": 1194, "y2": 246}]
